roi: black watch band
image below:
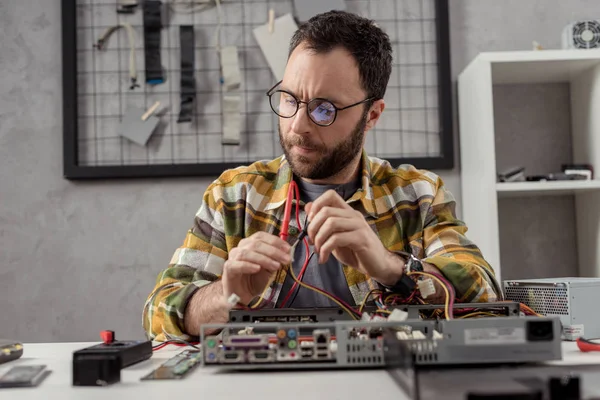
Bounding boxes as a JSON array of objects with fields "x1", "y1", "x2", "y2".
[{"x1": 380, "y1": 252, "x2": 423, "y2": 297}]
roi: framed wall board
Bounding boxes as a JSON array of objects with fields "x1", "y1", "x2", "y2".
[{"x1": 62, "y1": 0, "x2": 453, "y2": 179}]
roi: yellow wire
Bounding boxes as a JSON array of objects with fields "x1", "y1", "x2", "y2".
[
  {"x1": 407, "y1": 271, "x2": 451, "y2": 320},
  {"x1": 249, "y1": 270, "x2": 281, "y2": 309},
  {"x1": 458, "y1": 311, "x2": 500, "y2": 319},
  {"x1": 284, "y1": 264, "x2": 359, "y2": 319},
  {"x1": 359, "y1": 289, "x2": 383, "y2": 313}
]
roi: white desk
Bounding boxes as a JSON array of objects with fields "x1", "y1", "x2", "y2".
[{"x1": 1, "y1": 342, "x2": 599, "y2": 400}]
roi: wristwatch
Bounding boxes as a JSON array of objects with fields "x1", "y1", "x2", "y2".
[
  {"x1": 401, "y1": 252, "x2": 424, "y2": 273},
  {"x1": 380, "y1": 252, "x2": 423, "y2": 297}
]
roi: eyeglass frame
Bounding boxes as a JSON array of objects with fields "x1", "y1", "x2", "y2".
[{"x1": 265, "y1": 80, "x2": 375, "y2": 127}]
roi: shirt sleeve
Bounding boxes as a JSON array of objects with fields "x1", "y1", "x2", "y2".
[
  {"x1": 418, "y1": 177, "x2": 502, "y2": 303},
  {"x1": 142, "y1": 182, "x2": 228, "y2": 341}
]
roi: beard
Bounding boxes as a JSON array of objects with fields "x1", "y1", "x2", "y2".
[{"x1": 278, "y1": 111, "x2": 368, "y2": 180}]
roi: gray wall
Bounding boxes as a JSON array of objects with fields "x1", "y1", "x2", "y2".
[{"x1": 1, "y1": 0, "x2": 598, "y2": 342}]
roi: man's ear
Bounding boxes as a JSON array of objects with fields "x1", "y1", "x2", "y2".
[{"x1": 364, "y1": 99, "x2": 385, "y2": 133}]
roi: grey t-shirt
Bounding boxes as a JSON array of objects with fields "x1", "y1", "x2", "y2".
[{"x1": 276, "y1": 177, "x2": 360, "y2": 308}]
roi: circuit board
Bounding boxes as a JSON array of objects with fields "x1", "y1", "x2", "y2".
[{"x1": 140, "y1": 350, "x2": 202, "y2": 380}]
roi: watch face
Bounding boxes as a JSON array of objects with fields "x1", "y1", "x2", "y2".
[{"x1": 408, "y1": 255, "x2": 423, "y2": 272}]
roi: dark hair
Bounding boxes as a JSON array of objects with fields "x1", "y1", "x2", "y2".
[{"x1": 288, "y1": 10, "x2": 393, "y2": 100}]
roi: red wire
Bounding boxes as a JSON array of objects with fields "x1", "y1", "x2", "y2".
[
  {"x1": 279, "y1": 181, "x2": 297, "y2": 242},
  {"x1": 279, "y1": 181, "x2": 308, "y2": 308},
  {"x1": 577, "y1": 337, "x2": 600, "y2": 352},
  {"x1": 152, "y1": 341, "x2": 200, "y2": 352},
  {"x1": 279, "y1": 238, "x2": 310, "y2": 308}
]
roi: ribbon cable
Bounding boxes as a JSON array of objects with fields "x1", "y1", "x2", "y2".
[
  {"x1": 177, "y1": 25, "x2": 196, "y2": 123},
  {"x1": 95, "y1": 23, "x2": 139, "y2": 90},
  {"x1": 220, "y1": 46, "x2": 242, "y2": 144},
  {"x1": 143, "y1": 0, "x2": 164, "y2": 85}
]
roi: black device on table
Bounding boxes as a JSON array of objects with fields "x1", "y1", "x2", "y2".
[{"x1": 72, "y1": 330, "x2": 152, "y2": 386}]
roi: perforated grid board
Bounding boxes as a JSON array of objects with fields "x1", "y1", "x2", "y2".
[{"x1": 62, "y1": 0, "x2": 452, "y2": 179}]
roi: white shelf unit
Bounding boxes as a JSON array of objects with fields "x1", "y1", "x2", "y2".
[{"x1": 458, "y1": 49, "x2": 600, "y2": 283}]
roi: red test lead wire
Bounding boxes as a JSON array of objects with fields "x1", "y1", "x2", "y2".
[{"x1": 279, "y1": 181, "x2": 297, "y2": 241}]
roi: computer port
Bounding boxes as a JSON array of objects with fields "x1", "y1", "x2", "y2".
[
  {"x1": 301, "y1": 348, "x2": 314, "y2": 359},
  {"x1": 220, "y1": 350, "x2": 243, "y2": 363},
  {"x1": 248, "y1": 350, "x2": 274, "y2": 363},
  {"x1": 527, "y1": 320, "x2": 554, "y2": 342}
]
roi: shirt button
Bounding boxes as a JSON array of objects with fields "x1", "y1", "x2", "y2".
[{"x1": 288, "y1": 227, "x2": 298, "y2": 235}]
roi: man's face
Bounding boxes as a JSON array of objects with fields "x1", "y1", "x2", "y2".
[{"x1": 277, "y1": 44, "x2": 374, "y2": 181}]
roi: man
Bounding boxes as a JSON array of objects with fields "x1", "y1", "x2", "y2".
[{"x1": 143, "y1": 11, "x2": 500, "y2": 342}]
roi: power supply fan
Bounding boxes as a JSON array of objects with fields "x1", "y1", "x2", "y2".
[{"x1": 562, "y1": 20, "x2": 600, "y2": 49}]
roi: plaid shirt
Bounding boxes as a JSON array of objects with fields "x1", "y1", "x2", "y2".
[{"x1": 143, "y1": 151, "x2": 499, "y2": 341}]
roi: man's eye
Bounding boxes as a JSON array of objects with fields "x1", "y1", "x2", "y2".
[{"x1": 283, "y1": 96, "x2": 297, "y2": 106}]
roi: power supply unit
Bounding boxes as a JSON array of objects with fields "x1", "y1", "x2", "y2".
[{"x1": 504, "y1": 277, "x2": 600, "y2": 340}]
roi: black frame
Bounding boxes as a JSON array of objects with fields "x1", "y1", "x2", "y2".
[{"x1": 62, "y1": 0, "x2": 453, "y2": 180}]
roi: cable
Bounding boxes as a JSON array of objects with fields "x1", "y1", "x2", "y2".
[
  {"x1": 283, "y1": 262, "x2": 361, "y2": 319},
  {"x1": 94, "y1": 23, "x2": 139, "y2": 90},
  {"x1": 284, "y1": 247, "x2": 316, "y2": 307},
  {"x1": 279, "y1": 213, "x2": 310, "y2": 308},
  {"x1": 152, "y1": 339, "x2": 200, "y2": 351},
  {"x1": 168, "y1": 1, "x2": 223, "y2": 53},
  {"x1": 577, "y1": 337, "x2": 600, "y2": 352},
  {"x1": 169, "y1": 0, "x2": 218, "y2": 13},
  {"x1": 458, "y1": 311, "x2": 500, "y2": 319},
  {"x1": 407, "y1": 271, "x2": 454, "y2": 320},
  {"x1": 358, "y1": 288, "x2": 384, "y2": 314}
]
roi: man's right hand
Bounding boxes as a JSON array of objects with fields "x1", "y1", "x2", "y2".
[{"x1": 222, "y1": 232, "x2": 292, "y2": 306}]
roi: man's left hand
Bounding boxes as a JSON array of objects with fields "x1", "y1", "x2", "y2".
[{"x1": 305, "y1": 190, "x2": 403, "y2": 285}]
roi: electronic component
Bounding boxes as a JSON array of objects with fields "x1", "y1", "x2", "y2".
[
  {"x1": 140, "y1": 350, "x2": 202, "y2": 380},
  {"x1": 0, "y1": 340, "x2": 23, "y2": 365},
  {"x1": 200, "y1": 316, "x2": 561, "y2": 370},
  {"x1": 0, "y1": 365, "x2": 51, "y2": 388},
  {"x1": 229, "y1": 302, "x2": 521, "y2": 324},
  {"x1": 73, "y1": 331, "x2": 152, "y2": 386},
  {"x1": 504, "y1": 278, "x2": 600, "y2": 340}
]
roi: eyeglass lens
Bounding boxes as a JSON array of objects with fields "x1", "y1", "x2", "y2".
[{"x1": 270, "y1": 91, "x2": 336, "y2": 126}]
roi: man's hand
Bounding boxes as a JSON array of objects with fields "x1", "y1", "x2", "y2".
[
  {"x1": 222, "y1": 232, "x2": 292, "y2": 305},
  {"x1": 305, "y1": 190, "x2": 404, "y2": 285}
]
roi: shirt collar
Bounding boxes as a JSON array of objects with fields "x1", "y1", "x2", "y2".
[{"x1": 265, "y1": 150, "x2": 378, "y2": 218}]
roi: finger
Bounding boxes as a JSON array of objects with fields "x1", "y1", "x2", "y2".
[
  {"x1": 307, "y1": 190, "x2": 352, "y2": 221},
  {"x1": 244, "y1": 238, "x2": 291, "y2": 265},
  {"x1": 312, "y1": 217, "x2": 360, "y2": 254},
  {"x1": 236, "y1": 250, "x2": 281, "y2": 272},
  {"x1": 247, "y1": 231, "x2": 292, "y2": 253},
  {"x1": 318, "y1": 231, "x2": 357, "y2": 264},
  {"x1": 307, "y1": 207, "x2": 356, "y2": 245},
  {"x1": 224, "y1": 260, "x2": 261, "y2": 276},
  {"x1": 304, "y1": 202, "x2": 313, "y2": 216}
]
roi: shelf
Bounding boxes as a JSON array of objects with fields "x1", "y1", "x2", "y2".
[
  {"x1": 496, "y1": 180, "x2": 600, "y2": 197},
  {"x1": 468, "y1": 50, "x2": 600, "y2": 84}
]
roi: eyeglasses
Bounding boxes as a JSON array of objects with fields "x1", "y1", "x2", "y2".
[{"x1": 266, "y1": 80, "x2": 374, "y2": 127}]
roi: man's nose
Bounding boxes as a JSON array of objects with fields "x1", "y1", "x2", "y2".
[{"x1": 290, "y1": 104, "x2": 313, "y2": 134}]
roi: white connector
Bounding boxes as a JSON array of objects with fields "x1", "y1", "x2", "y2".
[
  {"x1": 396, "y1": 331, "x2": 410, "y2": 340},
  {"x1": 226, "y1": 293, "x2": 240, "y2": 309},
  {"x1": 388, "y1": 308, "x2": 409, "y2": 322},
  {"x1": 432, "y1": 330, "x2": 443, "y2": 340},
  {"x1": 417, "y1": 278, "x2": 436, "y2": 299},
  {"x1": 412, "y1": 330, "x2": 426, "y2": 340}
]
